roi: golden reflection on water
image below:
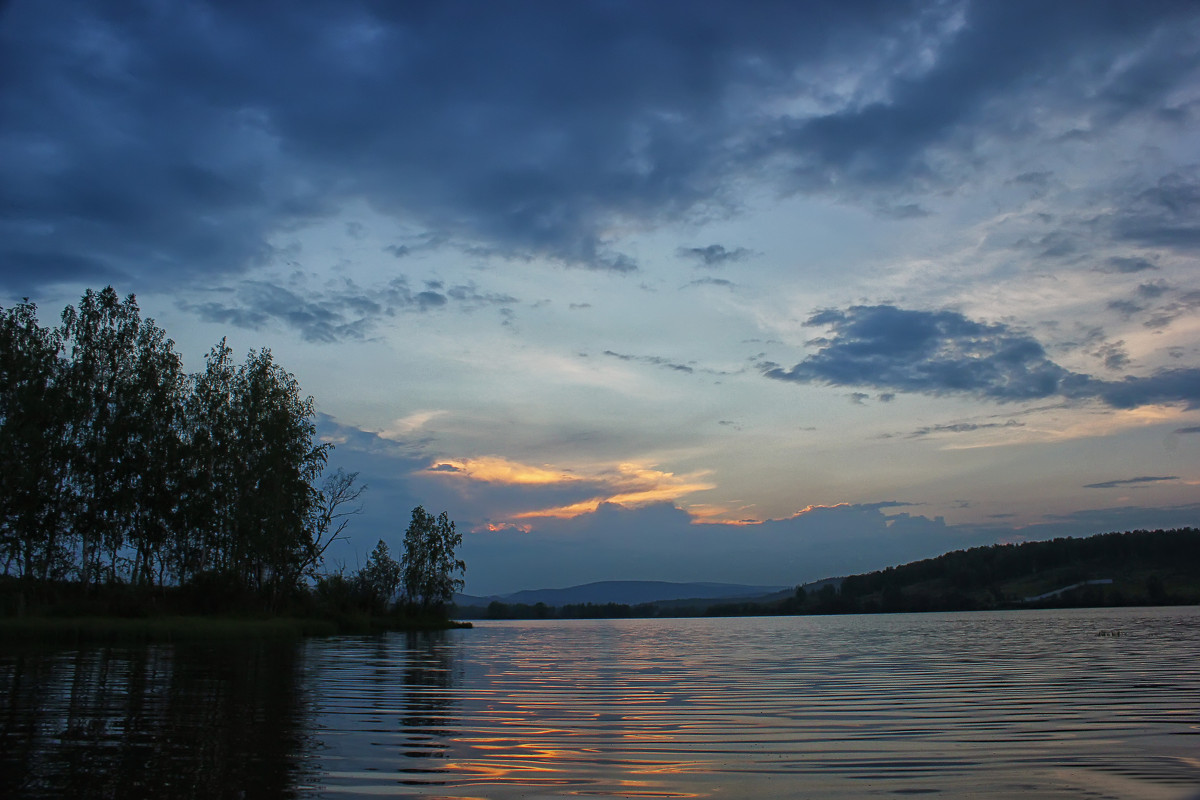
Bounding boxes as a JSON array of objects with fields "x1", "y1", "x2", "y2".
[
  {"x1": 4, "y1": 609, "x2": 1198, "y2": 798},
  {"x1": 297, "y1": 609, "x2": 1200, "y2": 799}
]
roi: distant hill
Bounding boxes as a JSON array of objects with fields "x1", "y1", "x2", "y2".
[
  {"x1": 823, "y1": 526, "x2": 1200, "y2": 614},
  {"x1": 458, "y1": 528, "x2": 1199, "y2": 619},
  {"x1": 456, "y1": 580, "x2": 788, "y2": 608}
]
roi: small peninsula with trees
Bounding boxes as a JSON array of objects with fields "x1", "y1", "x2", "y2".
[{"x1": 0, "y1": 287, "x2": 466, "y2": 640}]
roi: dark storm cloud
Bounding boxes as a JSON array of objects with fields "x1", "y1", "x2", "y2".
[
  {"x1": 763, "y1": 304, "x2": 1200, "y2": 409},
  {"x1": 179, "y1": 275, "x2": 518, "y2": 342},
  {"x1": 3, "y1": 1, "x2": 1197, "y2": 293},
  {"x1": 1083, "y1": 476, "x2": 1178, "y2": 490},
  {"x1": 760, "y1": 3, "x2": 1199, "y2": 194},
  {"x1": 0, "y1": 251, "x2": 128, "y2": 295},
  {"x1": 1175, "y1": 425, "x2": 1200, "y2": 434},
  {"x1": 677, "y1": 244, "x2": 752, "y2": 267}
]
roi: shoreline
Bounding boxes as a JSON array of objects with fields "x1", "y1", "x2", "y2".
[{"x1": 0, "y1": 614, "x2": 471, "y2": 645}]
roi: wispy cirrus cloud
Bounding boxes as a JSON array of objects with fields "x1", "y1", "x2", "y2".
[
  {"x1": 1083, "y1": 475, "x2": 1178, "y2": 490},
  {"x1": 1100, "y1": 256, "x2": 1159, "y2": 274},
  {"x1": 376, "y1": 411, "x2": 449, "y2": 441},
  {"x1": 602, "y1": 350, "x2": 738, "y2": 377},
  {"x1": 603, "y1": 350, "x2": 695, "y2": 374},
  {"x1": 179, "y1": 275, "x2": 518, "y2": 342},
  {"x1": 676, "y1": 244, "x2": 752, "y2": 267},
  {"x1": 909, "y1": 420, "x2": 1024, "y2": 438}
]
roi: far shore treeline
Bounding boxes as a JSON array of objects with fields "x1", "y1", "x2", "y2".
[
  {"x1": 467, "y1": 527, "x2": 1199, "y2": 620},
  {"x1": 0, "y1": 287, "x2": 464, "y2": 628}
]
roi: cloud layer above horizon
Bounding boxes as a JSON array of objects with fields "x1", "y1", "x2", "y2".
[{"x1": 3, "y1": 0, "x2": 1198, "y2": 593}]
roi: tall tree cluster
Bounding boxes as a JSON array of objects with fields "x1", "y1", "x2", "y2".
[{"x1": 0, "y1": 287, "x2": 351, "y2": 601}]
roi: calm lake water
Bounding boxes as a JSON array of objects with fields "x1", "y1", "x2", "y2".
[{"x1": 2, "y1": 607, "x2": 1198, "y2": 798}]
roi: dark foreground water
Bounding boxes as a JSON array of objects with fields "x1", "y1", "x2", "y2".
[{"x1": 2, "y1": 607, "x2": 1198, "y2": 799}]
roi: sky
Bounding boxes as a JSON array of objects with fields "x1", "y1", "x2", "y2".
[{"x1": 3, "y1": 0, "x2": 1199, "y2": 596}]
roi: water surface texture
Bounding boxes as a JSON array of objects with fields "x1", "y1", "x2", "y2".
[{"x1": 4, "y1": 607, "x2": 1199, "y2": 798}]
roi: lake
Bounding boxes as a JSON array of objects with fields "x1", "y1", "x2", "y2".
[{"x1": 2, "y1": 607, "x2": 1198, "y2": 798}]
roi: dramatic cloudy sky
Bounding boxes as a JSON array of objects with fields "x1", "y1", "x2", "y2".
[{"x1": 4, "y1": 1, "x2": 1199, "y2": 595}]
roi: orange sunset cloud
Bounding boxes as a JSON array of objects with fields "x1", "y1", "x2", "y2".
[{"x1": 427, "y1": 456, "x2": 715, "y2": 520}]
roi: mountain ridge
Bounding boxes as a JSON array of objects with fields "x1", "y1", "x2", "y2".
[{"x1": 455, "y1": 580, "x2": 789, "y2": 608}]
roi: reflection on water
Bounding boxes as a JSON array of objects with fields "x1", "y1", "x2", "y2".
[
  {"x1": 0, "y1": 640, "x2": 308, "y2": 798},
  {"x1": 3, "y1": 607, "x2": 1199, "y2": 798},
  {"x1": 303, "y1": 631, "x2": 462, "y2": 791}
]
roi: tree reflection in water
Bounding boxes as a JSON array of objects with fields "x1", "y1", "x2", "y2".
[
  {"x1": 297, "y1": 629, "x2": 464, "y2": 794},
  {"x1": 0, "y1": 641, "x2": 311, "y2": 798},
  {"x1": 399, "y1": 631, "x2": 458, "y2": 760}
]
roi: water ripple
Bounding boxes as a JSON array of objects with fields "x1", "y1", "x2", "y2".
[{"x1": 297, "y1": 608, "x2": 1200, "y2": 799}]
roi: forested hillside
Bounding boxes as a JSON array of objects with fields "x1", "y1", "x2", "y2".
[
  {"x1": 471, "y1": 528, "x2": 1199, "y2": 619},
  {"x1": 799, "y1": 527, "x2": 1199, "y2": 614}
]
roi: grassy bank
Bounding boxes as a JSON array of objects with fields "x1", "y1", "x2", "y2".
[
  {"x1": 0, "y1": 613, "x2": 471, "y2": 645},
  {"x1": 0, "y1": 574, "x2": 471, "y2": 644}
]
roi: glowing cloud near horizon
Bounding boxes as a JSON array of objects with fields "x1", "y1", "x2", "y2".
[
  {"x1": 513, "y1": 463, "x2": 717, "y2": 520},
  {"x1": 427, "y1": 455, "x2": 577, "y2": 485},
  {"x1": 428, "y1": 456, "x2": 716, "y2": 520}
]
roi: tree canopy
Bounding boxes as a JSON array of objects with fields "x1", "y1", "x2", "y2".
[
  {"x1": 0, "y1": 288, "x2": 359, "y2": 609},
  {"x1": 400, "y1": 506, "x2": 466, "y2": 612}
]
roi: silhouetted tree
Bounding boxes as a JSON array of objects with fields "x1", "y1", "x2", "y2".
[
  {"x1": 400, "y1": 506, "x2": 465, "y2": 613},
  {"x1": 357, "y1": 539, "x2": 402, "y2": 613},
  {"x1": 179, "y1": 338, "x2": 239, "y2": 582},
  {"x1": 60, "y1": 287, "x2": 145, "y2": 584},
  {"x1": 123, "y1": 311, "x2": 187, "y2": 586},
  {"x1": 0, "y1": 300, "x2": 71, "y2": 583},
  {"x1": 230, "y1": 347, "x2": 329, "y2": 601},
  {"x1": 305, "y1": 469, "x2": 366, "y2": 580},
  {"x1": 1, "y1": 286, "x2": 364, "y2": 609}
]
